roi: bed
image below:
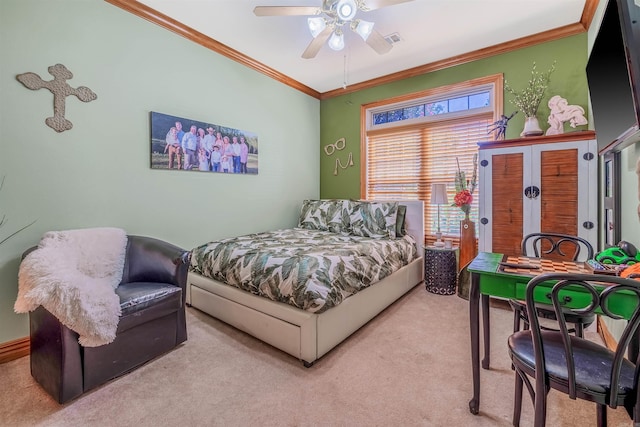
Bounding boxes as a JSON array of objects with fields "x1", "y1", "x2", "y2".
[{"x1": 186, "y1": 199, "x2": 424, "y2": 366}]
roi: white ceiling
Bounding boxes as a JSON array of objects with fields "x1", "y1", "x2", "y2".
[{"x1": 138, "y1": 0, "x2": 588, "y2": 94}]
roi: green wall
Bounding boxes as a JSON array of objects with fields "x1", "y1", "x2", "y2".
[
  {"x1": 0, "y1": 0, "x2": 320, "y2": 343},
  {"x1": 319, "y1": 34, "x2": 589, "y2": 199}
]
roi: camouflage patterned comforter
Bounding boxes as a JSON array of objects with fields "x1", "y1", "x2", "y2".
[{"x1": 189, "y1": 228, "x2": 418, "y2": 313}]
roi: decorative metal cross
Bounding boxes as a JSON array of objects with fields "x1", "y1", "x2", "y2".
[{"x1": 16, "y1": 64, "x2": 97, "y2": 133}]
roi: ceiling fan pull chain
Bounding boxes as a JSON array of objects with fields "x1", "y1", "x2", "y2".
[{"x1": 343, "y1": 53, "x2": 349, "y2": 89}]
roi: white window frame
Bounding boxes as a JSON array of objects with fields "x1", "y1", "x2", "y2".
[
  {"x1": 360, "y1": 74, "x2": 504, "y2": 243},
  {"x1": 366, "y1": 84, "x2": 496, "y2": 132}
]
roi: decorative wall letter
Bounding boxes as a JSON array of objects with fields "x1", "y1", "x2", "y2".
[
  {"x1": 323, "y1": 137, "x2": 354, "y2": 176},
  {"x1": 16, "y1": 64, "x2": 97, "y2": 133}
]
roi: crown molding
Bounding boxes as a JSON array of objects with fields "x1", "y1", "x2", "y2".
[
  {"x1": 581, "y1": 0, "x2": 601, "y2": 31},
  {"x1": 105, "y1": 0, "x2": 598, "y2": 101},
  {"x1": 321, "y1": 21, "x2": 587, "y2": 99},
  {"x1": 104, "y1": 0, "x2": 321, "y2": 99}
]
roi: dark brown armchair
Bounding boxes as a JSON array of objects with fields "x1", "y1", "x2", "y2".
[{"x1": 26, "y1": 235, "x2": 189, "y2": 404}]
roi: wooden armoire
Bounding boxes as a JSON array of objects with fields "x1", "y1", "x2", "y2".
[{"x1": 477, "y1": 131, "x2": 598, "y2": 256}]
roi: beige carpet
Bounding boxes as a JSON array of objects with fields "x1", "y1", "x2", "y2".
[{"x1": 0, "y1": 285, "x2": 633, "y2": 426}]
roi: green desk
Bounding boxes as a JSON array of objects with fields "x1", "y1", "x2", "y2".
[{"x1": 466, "y1": 252, "x2": 636, "y2": 415}]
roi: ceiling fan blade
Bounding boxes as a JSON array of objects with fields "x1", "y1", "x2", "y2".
[
  {"x1": 253, "y1": 6, "x2": 321, "y2": 16},
  {"x1": 366, "y1": 28, "x2": 392, "y2": 55},
  {"x1": 362, "y1": 0, "x2": 414, "y2": 11},
  {"x1": 301, "y1": 26, "x2": 333, "y2": 59}
]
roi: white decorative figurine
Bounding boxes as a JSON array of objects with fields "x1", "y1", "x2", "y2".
[{"x1": 545, "y1": 95, "x2": 588, "y2": 135}]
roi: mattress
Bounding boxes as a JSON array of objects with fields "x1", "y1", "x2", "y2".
[{"x1": 189, "y1": 228, "x2": 417, "y2": 314}]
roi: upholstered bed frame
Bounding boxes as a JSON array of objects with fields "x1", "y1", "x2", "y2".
[{"x1": 186, "y1": 200, "x2": 424, "y2": 367}]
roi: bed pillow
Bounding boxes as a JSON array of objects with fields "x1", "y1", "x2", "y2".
[
  {"x1": 298, "y1": 200, "x2": 350, "y2": 233},
  {"x1": 396, "y1": 204, "x2": 407, "y2": 236},
  {"x1": 349, "y1": 201, "x2": 398, "y2": 239}
]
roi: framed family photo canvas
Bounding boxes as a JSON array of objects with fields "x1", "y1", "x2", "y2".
[{"x1": 150, "y1": 111, "x2": 258, "y2": 175}]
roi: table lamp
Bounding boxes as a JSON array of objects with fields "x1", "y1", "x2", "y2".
[{"x1": 430, "y1": 183, "x2": 448, "y2": 247}]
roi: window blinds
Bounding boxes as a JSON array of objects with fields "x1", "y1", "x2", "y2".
[{"x1": 365, "y1": 113, "x2": 492, "y2": 242}]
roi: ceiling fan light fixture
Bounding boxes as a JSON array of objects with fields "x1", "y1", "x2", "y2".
[
  {"x1": 336, "y1": 0, "x2": 357, "y2": 21},
  {"x1": 353, "y1": 19, "x2": 374, "y2": 41},
  {"x1": 308, "y1": 16, "x2": 327, "y2": 38},
  {"x1": 328, "y1": 29, "x2": 345, "y2": 51},
  {"x1": 255, "y1": 0, "x2": 414, "y2": 59}
]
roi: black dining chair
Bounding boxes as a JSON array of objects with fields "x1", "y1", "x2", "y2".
[
  {"x1": 509, "y1": 233, "x2": 596, "y2": 337},
  {"x1": 508, "y1": 273, "x2": 640, "y2": 426}
]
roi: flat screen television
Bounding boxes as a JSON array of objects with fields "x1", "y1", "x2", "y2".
[{"x1": 586, "y1": 0, "x2": 640, "y2": 150}]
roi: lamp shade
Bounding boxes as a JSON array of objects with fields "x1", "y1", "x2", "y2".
[
  {"x1": 354, "y1": 20, "x2": 374, "y2": 41},
  {"x1": 430, "y1": 183, "x2": 448, "y2": 205},
  {"x1": 328, "y1": 30, "x2": 345, "y2": 51},
  {"x1": 308, "y1": 17, "x2": 326, "y2": 38}
]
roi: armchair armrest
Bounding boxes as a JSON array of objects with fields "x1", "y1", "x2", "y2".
[
  {"x1": 21, "y1": 245, "x2": 38, "y2": 260},
  {"x1": 121, "y1": 235, "x2": 190, "y2": 290}
]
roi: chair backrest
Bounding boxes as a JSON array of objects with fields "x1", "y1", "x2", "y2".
[
  {"x1": 521, "y1": 232, "x2": 594, "y2": 262},
  {"x1": 525, "y1": 272, "x2": 640, "y2": 407}
]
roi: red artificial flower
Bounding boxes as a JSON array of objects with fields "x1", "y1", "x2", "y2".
[{"x1": 454, "y1": 190, "x2": 473, "y2": 207}]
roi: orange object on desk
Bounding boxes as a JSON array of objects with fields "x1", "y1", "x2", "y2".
[{"x1": 621, "y1": 263, "x2": 640, "y2": 279}]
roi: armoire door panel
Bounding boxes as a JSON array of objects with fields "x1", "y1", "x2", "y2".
[
  {"x1": 540, "y1": 149, "x2": 578, "y2": 236},
  {"x1": 491, "y1": 152, "x2": 523, "y2": 256}
]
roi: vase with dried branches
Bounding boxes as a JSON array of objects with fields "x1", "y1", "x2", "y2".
[
  {"x1": 453, "y1": 155, "x2": 478, "y2": 270},
  {"x1": 504, "y1": 61, "x2": 556, "y2": 137}
]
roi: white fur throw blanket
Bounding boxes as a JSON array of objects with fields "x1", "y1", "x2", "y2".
[{"x1": 15, "y1": 227, "x2": 128, "y2": 347}]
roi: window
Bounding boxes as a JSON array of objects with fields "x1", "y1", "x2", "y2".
[
  {"x1": 371, "y1": 91, "x2": 491, "y2": 125},
  {"x1": 362, "y1": 74, "x2": 503, "y2": 245}
]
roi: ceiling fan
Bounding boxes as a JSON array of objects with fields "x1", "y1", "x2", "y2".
[{"x1": 254, "y1": 0, "x2": 415, "y2": 59}]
